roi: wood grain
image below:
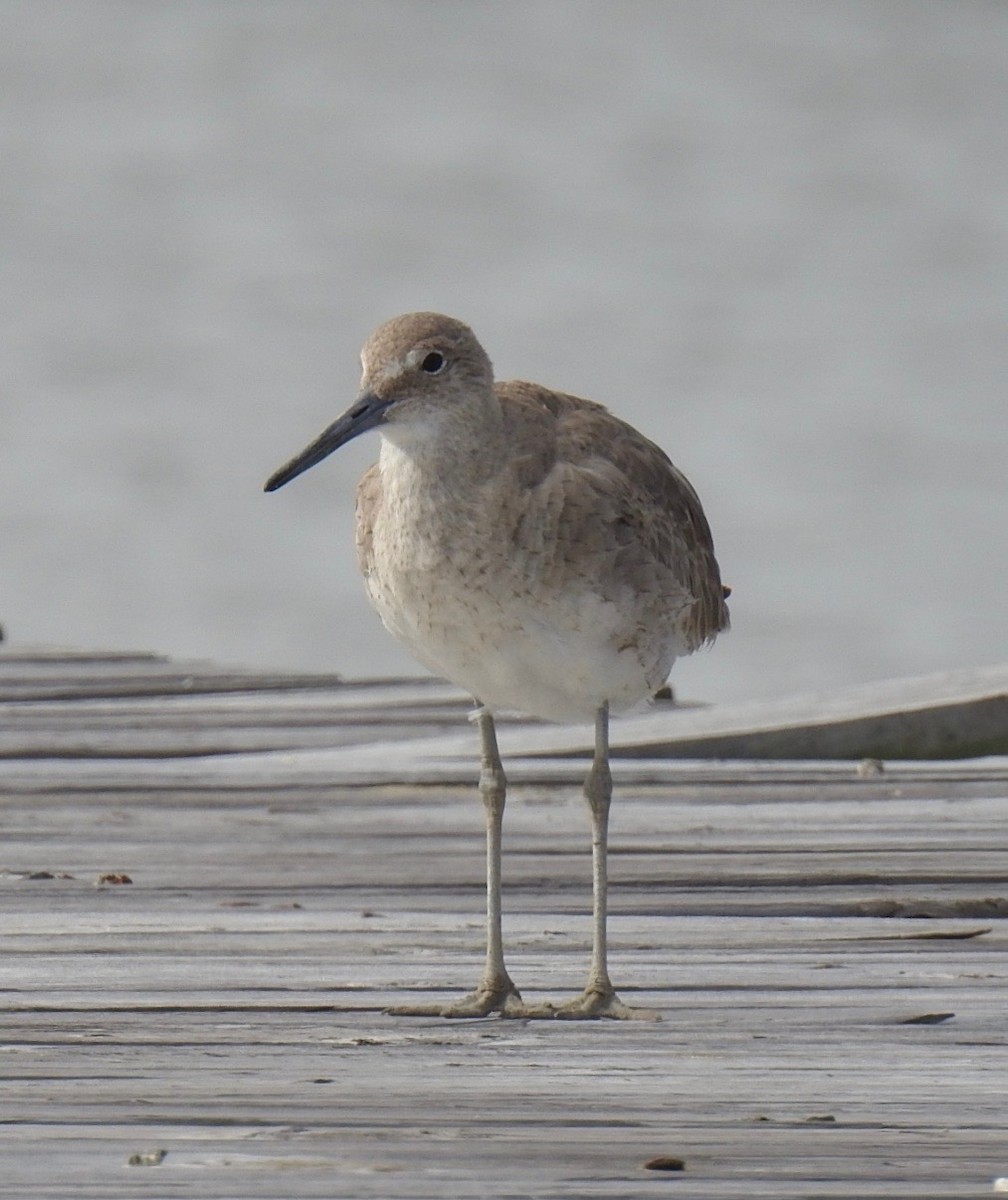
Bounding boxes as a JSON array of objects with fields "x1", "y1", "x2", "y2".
[{"x1": 0, "y1": 648, "x2": 1005, "y2": 1197}]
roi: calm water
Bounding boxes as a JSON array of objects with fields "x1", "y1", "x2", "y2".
[{"x1": 3, "y1": 1, "x2": 1006, "y2": 705}]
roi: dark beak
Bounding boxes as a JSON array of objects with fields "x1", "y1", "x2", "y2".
[{"x1": 264, "y1": 392, "x2": 390, "y2": 492}]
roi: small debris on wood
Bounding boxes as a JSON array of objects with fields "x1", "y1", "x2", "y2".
[
  {"x1": 126, "y1": 1149, "x2": 166, "y2": 1167},
  {"x1": 856, "y1": 758, "x2": 885, "y2": 777},
  {"x1": 902, "y1": 1011, "x2": 955, "y2": 1025},
  {"x1": 643, "y1": 1156, "x2": 685, "y2": 1171},
  {"x1": 804, "y1": 1114, "x2": 837, "y2": 1124},
  {"x1": 97, "y1": 873, "x2": 133, "y2": 885}
]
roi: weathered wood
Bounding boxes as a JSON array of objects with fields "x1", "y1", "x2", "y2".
[
  {"x1": 4, "y1": 651, "x2": 1004, "y2": 762},
  {"x1": 0, "y1": 646, "x2": 1006, "y2": 1197},
  {"x1": 479, "y1": 664, "x2": 1008, "y2": 761}
]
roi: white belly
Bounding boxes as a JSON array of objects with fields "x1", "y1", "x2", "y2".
[{"x1": 366, "y1": 564, "x2": 683, "y2": 722}]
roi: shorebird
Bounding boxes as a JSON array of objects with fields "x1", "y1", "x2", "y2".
[{"x1": 265, "y1": 312, "x2": 729, "y2": 1019}]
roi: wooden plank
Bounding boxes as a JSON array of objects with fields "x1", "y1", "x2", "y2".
[
  {"x1": 0, "y1": 648, "x2": 1006, "y2": 1197},
  {"x1": 458, "y1": 664, "x2": 1008, "y2": 760},
  {"x1": 3, "y1": 649, "x2": 1005, "y2": 761},
  {"x1": 2, "y1": 778, "x2": 1007, "y2": 1198},
  {"x1": 0, "y1": 695, "x2": 472, "y2": 757}
]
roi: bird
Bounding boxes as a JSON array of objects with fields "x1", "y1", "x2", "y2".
[{"x1": 265, "y1": 312, "x2": 729, "y2": 1019}]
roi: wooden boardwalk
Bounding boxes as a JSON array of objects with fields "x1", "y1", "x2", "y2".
[{"x1": 1, "y1": 648, "x2": 1006, "y2": 1198}]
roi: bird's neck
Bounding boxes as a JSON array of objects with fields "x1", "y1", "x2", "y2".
[{"x1": 377, "y1": 393, "x2": 506, "y2": 493}]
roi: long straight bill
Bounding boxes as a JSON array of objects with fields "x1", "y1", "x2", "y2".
[{"x1": 264, "y1": 392, "x2": 390, "y2": 492}]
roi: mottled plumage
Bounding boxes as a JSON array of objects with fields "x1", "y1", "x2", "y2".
[
  {"x1": 351, "y1": 317, "x2": 727, "y2": 722},
  {"x1": 266, "y1": 312, "x2": 728, "y2": 1019}
]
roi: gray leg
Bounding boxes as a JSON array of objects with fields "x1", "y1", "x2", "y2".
[
  {"x1": 557, "y1": 703, "x2": 660, "y2": 1020},
  {"x1": 454, "y1": 704, "x2": 523, "y2": 1012},
  {"x1": 388, "y1": 704, "x2": 552, "y2": 1019},
  {"x1": 585, "y1": 700, "x2": 614, "y2": 997}
]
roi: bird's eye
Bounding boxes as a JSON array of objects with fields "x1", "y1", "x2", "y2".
[{"x1": 421, "y1": 351, "x2": 446, "y2": 374}]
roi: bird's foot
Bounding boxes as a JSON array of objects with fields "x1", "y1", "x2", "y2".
[
  {"x1": 387, "y1": 983, "x2": 555, "y2": 1020},
  {"x1": 554, "y1": 983, "x2": 662, "y2": 1021}
]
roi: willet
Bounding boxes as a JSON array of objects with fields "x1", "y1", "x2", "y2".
[{"x1": 265, "y1": 312, "x2": 729, "y2": 1019}]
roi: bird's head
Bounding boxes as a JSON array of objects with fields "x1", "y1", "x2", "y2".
[{"x1": 265, "y1": 312, "x2": 494, "y2": 492}]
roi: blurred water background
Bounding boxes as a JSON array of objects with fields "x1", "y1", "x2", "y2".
[{"x1": 3, "y1": 0, "x2": 1005, "y2": 705}]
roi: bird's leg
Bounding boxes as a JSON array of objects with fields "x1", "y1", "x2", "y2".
[
  {"x1": 388, "y1": 704, "x2": 552, "y2": 1019},
  {"x1": 557, "y1": 703, "x2": 660, "y2": 1021}
]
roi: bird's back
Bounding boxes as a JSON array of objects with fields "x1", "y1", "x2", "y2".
[{"x1": 493, "y1": 380, "x2": 728, "y2": 646}]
